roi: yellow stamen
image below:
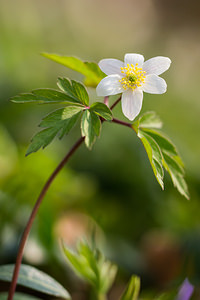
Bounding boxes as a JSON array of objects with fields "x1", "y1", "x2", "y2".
[{"x1": 119, "y1": 63, "x2": 146, "y2": 90}]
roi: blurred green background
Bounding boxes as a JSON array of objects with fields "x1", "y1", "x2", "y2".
[{"x1": 0, "y1": 0, "x2": 200, "y2": 298}]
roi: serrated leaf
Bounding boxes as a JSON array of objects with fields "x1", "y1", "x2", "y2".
[
  {"x1": 163, "y1": 152, "x2": 189, "y2": 199},
  {"x1": 63, "y1": 245, "x2": 95, "y2": 284},
  {"x1": 76, "y1": 243, "x2": 117, "y2": 293},
  {"x1": 139, "y1": 129, "x2": 189, "y2": 198},
  {"x1": 134, "y1": 112, "x2": 189, "y2": 199},
  {"x1": 40, "y1": 106, "x2": 84, "y2": 128},
  {"x1": 62, "y1": 242, "x2": 117, "y2": 295},
  {"x1": 138, "y1": 131, "x2": 164, "y2": 189},
  {"x1": 78, "y1": 243, "x2": 99, "y2": 276},
  {"x1": 42, "y1": 53, "x2": 105, "y2": 87},
  {"x1": 26, "y1": 107, "x2": 83, "y2": 155},
  {"x1": 11, "y1": 89, "x2": 80, "y2": 105},
  {"x1": 57, "y1": 78, "x2": 89, "y2": 106},
  {"x1": 0, "y1": 293, "x2": 41, "y2": 300},
  {"x1": 81, "y1": 110, "x2": 101, "y2": 150},
  {"x1": 0, "y1": 264, "x2": 70, "y2": 299},
  {"x1": 26, "y1": 127, "x2": 59, "y2": 155},
  {"x1": 143, "y1": 128, "x2": 185, "y2": 170},
  {"x1": 90, "y1": 102, "x2": 113, "y2": 121},
  {"x1": 120, "y1": 276, "x2": 141, "y2": 300},
  {"x1": 139, "y1": 130, "x2": 162, "y2": 166},
  {"x1": 138, "y1": 111, "x2": 163, "y2": 129},
  {"x1": 142, "y1": 129, "x2": 178, "y2": 157}
]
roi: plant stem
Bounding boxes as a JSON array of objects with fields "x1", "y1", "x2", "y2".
[
  {"x1": 7, "y1": 95, "x2": 122, "y2": 300},
  {"x1": 110, "y1": 96, "x2": 121, "y2": 110},
  {"x1": 112, "y1": 117, "x2": 133, "y2": 129},
  {"x1": 104, "y1": 96, "x2": 109, "y2": 106},
  {"x1": 7, "y1": 136, "x2": 84, "y2": 300}
]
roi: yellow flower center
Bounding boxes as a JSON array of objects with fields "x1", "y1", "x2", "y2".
[{"x1": 119, "y1": 63, "x2": 146, "y2": 90}]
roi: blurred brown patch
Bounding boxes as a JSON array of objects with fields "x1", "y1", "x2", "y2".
[
  {"x1": 154, "y1": 0, "x2": 200, "y2": 28},
  {"x1": 140, "y1": 229, "x2": 182, "y2": 287}
]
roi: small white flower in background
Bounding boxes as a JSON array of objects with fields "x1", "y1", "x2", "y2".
[{"x1": 96, "y1": 53, "x2": 171, "y2": 121}]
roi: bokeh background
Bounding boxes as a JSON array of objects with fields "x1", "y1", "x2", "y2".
[{"x1": 0, "y1": 0, "x2": 200, "y2": 299}]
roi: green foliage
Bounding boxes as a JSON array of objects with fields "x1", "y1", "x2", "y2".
[
  {"x1": 0, "y1": 264, "x2": 70, "y2": 299},
  {"x1": 132, "y1": 112, "x2": 189, "y2": 199},
  {"x1": 57, "y1": 77, "x2": 89, "y2": 106},
  {"x1": 81, "y1": 103, "x2": 112, "y2": 150},
  {"x1": 137, "y1": 111, "x2": 163, "y2": 129},
  {"x1": 81, "y1": 110, "x2": 101, "y2": 150},
  {"x1": 120, "y1": 276, "x2": 140, "y2": 300},
  {"x1": 0, "y1": 293, "x2": 41, "y2": 300},
  {"x1": 62, "y1": 241, "x2": 117, "y2": 296},
  {"x1": 26, "y1": 106, "x2": 83, "y2": 155},
  {"x1": 42, "y1": 53, "x2": 105, "y2": 87},
  {"x1": 11, "y1": 77, "x2": 89, "y2": 106},
  {"x1": 11, "y1": 77, "x2": 112, "y2": 154},
  {"x1": 19, "y1": 77, "x2": 89, "y2": 155},
  {"x1": 10, "y1": 89, "x2": 82, "y2": 105},
  {"x1": 90, "y1": 102, "x2": 113, "y2": 121}
]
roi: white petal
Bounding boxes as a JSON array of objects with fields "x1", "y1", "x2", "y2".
[
  {"x1": 143, "y1": 56, "x2": 171, "y2": 75},
  {"x1": 142, "y1": 74, "x2": 167, "y2": 94},
  {"x1": 96, "y1": 75, "x2": 124, "y2": 96},
  {"x1": 124, "y1": 53, "x2": 144, "y2": 67},
  {"x1": 99, "y1": 59, "x2": 124, "y2": 75},
  {"x1": 121, "y1": 89, "x2": 143, "y2": 121}
]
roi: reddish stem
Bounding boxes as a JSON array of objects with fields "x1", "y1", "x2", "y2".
[
  {"x1": 110, "y1": 96, "x2": 121, "y2": 110},
  {"x1": 8, "y1": 95, "x2": 122, "y2": 300},
  {"x1": 104, "y1": 96, "x2": 109, "y2": 107},
  {"x1": 7, "y1": 136, "x2": 84, "y2": 300},
  {"x1": 112, "y1": 118, "x2": 133, "y2": 129}
]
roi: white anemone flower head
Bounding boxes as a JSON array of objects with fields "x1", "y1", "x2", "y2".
[{"x1": 96, "y1": 53, "x2": 171, "y2": 121}]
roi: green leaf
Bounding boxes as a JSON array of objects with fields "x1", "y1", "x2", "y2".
[
  {"x1": 142, "y1": 129, "x2": 179, "y2": 158},
  {"x1": 62, "y1": 242, "x2": 117, "y2": 295},
  {"x1": 90, "y1": 102, "x2": 113, "y2": 121},
  {"x1": 138, "y1": 130, "x2": 164, "y2": 189},
  {"x1": 163, "y1": 152, "x2": 189, "y2": 199},
  {"x1": 57, "y1": 77, "x2": 89, "y2": 106},
  {"x1": 26, "y1": 106, "x2": 83, "y2": 155},
  {"x1": 0, "y1": 293, "x2": 41, "y2": 300},
  {"x1": 0, "y1": 264, "x2": 71, "y2": 299},
  {"x1": 84, "y1": 62, "x2": 105, "y2": 86},
  {"x1": 139, "y1": 130, "x2": 162, "y2": 166},
  {"x1": 81, "y1": 110, "x2": 101, "y2": 150},
  {"x1": 76, "y1": 243, "x2": 117, "y2": 293},
  {"x1": 11, "y1": 89, "x2": 81, "y2": 105},
  {"x1": 63, "y1": 245, "x2": 95, "y2": 284},
  {"x1": 140, "y1": 129, "x2": 189, "y2": 198},
  {"x1": 138, "y1": 111, "x2": 163, "y2": 129},
  {"x1": 26, "y1": 127, "x2": 58, "y2": 155},
  {"x1": 120, "y1": 276, "x2": 141, "y2": 300},
  {"x1": 42, "y1": 53, "x2": 105, "y2": 87},
  {"x1": 133, "y1": 111, "x2": 189, "y2": 199},
  {"x1": 40, "y1": 106, "x2": 84, "y2": 128},
  {"x1": 98, "y1": 256, "x2": 117, "y2": 294}
]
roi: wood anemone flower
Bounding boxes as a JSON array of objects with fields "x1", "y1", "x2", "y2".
[{"x1": 96, "y1": 53, "x2": 171, "y2": 121}]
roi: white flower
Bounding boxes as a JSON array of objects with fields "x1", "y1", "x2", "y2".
[{"x1": 96, "y1": 53, "x2": 171, "y2": 121}]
